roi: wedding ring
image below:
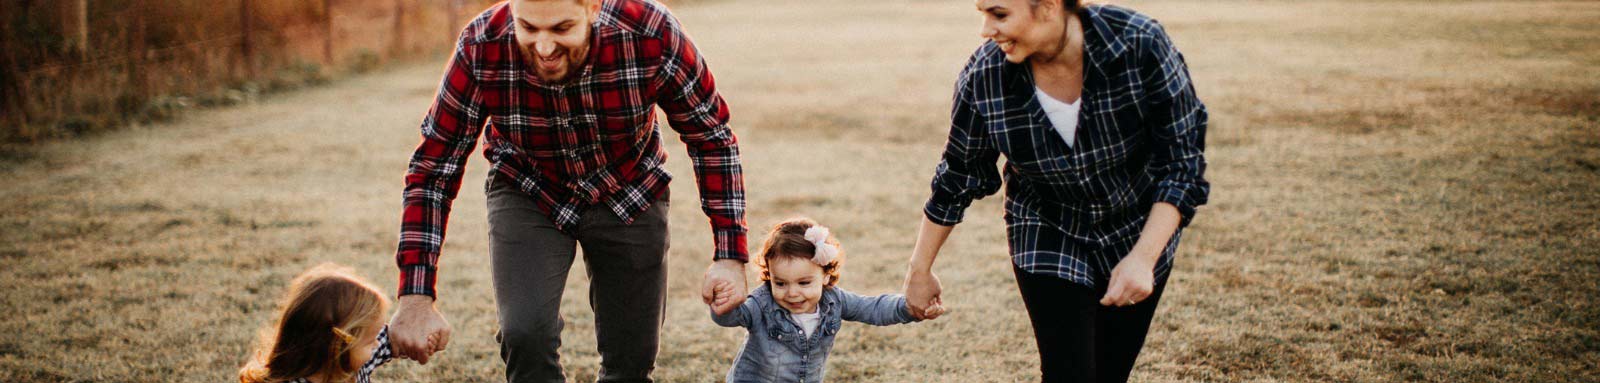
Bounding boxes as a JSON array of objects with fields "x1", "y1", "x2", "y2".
[{"x1": 1125, "y1": 299, "x2": 1135, "y2": 306}]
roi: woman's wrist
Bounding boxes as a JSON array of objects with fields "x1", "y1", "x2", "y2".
[
  {"x1": 907, "y1": 254, "x2": 936, "y2": 275},
  {"x1": 1127, "y1": 202, "x2": 1181, "y2": 264},
  {"x1": 1127, "y1": 245, "x2": 1163, "y2": 264},
  {"x1": 908, "y1": 217, "x2": 955, "y2": 274}
]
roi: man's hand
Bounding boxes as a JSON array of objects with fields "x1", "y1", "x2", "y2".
[
  {"x1": 701, "y1": 259, "x2": 747, "y2": 315},
  {"x1": 904, "y1": 268, "x2": 943, "y2": 320},
  {"x1": 389, "y1": 295, "x2": 452, "y2": 364}
]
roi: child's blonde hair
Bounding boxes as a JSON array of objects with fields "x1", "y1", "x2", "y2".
[
  {"x1": 239, "y1": 263, "x2": 390, "y2": 383},
  {"x1": 757, "y1": 217, "x2": 845, "y2": 287}
]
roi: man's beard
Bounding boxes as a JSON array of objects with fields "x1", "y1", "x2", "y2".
[{"x1": 523, "y1": 44, "x2": 586, "y2": 83}]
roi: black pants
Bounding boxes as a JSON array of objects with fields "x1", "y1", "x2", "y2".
[
  {"x1": 1013, "y1": 264, "x2": 1166, "y2": 383},
  {"x1": 487, "y1": 176, "x2": 670, "y2": 383}
]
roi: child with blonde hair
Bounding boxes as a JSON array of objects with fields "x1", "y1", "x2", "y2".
[
  {"x1": 239, "y1": 264, "x2": 404, "y2": 383},
  {"x1": 711, "y1": 217, "x2": 946, "y2": 382}
]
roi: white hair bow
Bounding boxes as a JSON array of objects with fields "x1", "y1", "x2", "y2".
[{"x1": 803, "y1": 226, "x2": 838, "y2": 266}]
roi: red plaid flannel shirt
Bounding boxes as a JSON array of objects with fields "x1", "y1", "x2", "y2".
[{"x1": 397, "y1": 0, "x2": 747, "y2": 297}]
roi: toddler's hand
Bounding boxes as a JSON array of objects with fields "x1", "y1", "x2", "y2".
[
  {"x1": 426, "y1": 332, "x2": 447, "y2": 354},
  {"x1": 702, "y1": 260, "x2": 748, "y2": 316},
  {"x1": 709, "y1": 280, "x2": 733, "y2": 309},
  {"x1": 921, "y1": 297, "x2": 948, "y2": 320}
]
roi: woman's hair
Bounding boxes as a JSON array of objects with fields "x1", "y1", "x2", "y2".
[
  {"x1": 756, "y1": 217, "x2": 844, "y2": 287},
  {"x1": 239, "y1": 263, "x2": 390, "y2": 383},
  {"x1": 1030, "y1": 0, "x2": 1084, "y2": 14}
]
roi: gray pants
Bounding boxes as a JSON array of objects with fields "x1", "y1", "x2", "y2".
[{"x1": 487, "y1": 177, "x2": 669, "y2": 383}]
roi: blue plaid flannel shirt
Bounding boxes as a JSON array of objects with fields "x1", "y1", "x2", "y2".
[{"x1": 925, "y1": 4, "x2": 1209, "y2": 288}]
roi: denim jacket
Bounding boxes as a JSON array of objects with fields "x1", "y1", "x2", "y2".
[{"x1": 711, "y1": 284, "x2": 919, "y2": 382}]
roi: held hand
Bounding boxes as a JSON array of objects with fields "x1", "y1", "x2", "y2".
[
  {"x1": 389, "y1": 295, "x2": 453, "y2": 365},
  {"x1": 1100, "y1": 253, "x2": 1157, "y2": 307},
  {"x1": 903, "y1": 268, "x2": 943, "y2": 320},
  {"x1": 701, "y1": 259, "x2": 747, "y2": 315},
  {"x1": 921, "y1": 296, "x2": 948, "y2": 320}
]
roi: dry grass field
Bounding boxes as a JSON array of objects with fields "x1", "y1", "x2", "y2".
[{"x1": 2, "y1": 0, "x2": 1597, "y2": 382}]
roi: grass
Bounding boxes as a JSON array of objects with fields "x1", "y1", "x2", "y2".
[{"x1": 1, "y1": 0, "x2": 1596, "y2": 381}]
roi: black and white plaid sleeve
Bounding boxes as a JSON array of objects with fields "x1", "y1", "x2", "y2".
[
  {"x1": 925, "y1": 49, "x2": 1004, "y2": 227},
  {"x1": 354, "y1": 325, "x2": 394, "y2": 383}
]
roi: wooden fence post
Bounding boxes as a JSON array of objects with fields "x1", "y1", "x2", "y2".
[
  {"x1": 391, "y1": 0, "x2": 406, "y2": 58},
  {"x1": 323, "y1": 0, "x2": 335, "y2": 66},
  {"x1": 77, "y1": 0, "x2": 88, "y2": 54},
  {"x1": 62, "y1": 0, "x2": 89, "y2": 57},
  {"x1": 240, "y1": 0, "x2": 255, "y2": 79},
  {"x1": 447, "y1": 0, "x2": 460, "y2": 41},
  {"x1": 130, "y1": 0, "x2": 149, "y2": 101},
  {"x1": 1, "y1": 6, "x2": 25, "y2": 128}
]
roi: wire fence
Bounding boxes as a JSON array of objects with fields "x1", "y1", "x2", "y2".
[{"x1": 1, "y1": 0, "x2": 500, "y2": 142}]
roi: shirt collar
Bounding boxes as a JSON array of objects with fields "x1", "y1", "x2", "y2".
[
  {"x1": 485, "y1": 3, "x2": 516, "y2": 42},
  {"x1": 1081, "y1": 4, "x2": 1129, "y2": 67},
  {"x1": 1005, "y1": 5, "x2": 1129, "y2": 95}
]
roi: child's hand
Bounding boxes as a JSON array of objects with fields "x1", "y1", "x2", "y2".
[
  {"x1": 921, "y1": 297, "x2": 948, "y2": 320},
  {"x1": 702, "y1": 260, "x2": 748, "y2": 316},
  {"x1": 708, "y1": 280, "x2": 733, "y2": 309},
  {"x1": 426, "y1": 332, "x2": 447, "y2": 354}
]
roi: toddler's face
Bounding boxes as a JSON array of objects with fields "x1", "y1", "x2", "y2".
[
  {"x1": 768, "y1": 256, "x2": 827, "y2": 314},
  {"x1": 345, "y1": 313, "x2": 385, "y2": 370}
]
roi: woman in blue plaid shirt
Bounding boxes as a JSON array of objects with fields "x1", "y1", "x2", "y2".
[{"x1": 903, "y1": 0, "x2": 1208, "y2": 381}]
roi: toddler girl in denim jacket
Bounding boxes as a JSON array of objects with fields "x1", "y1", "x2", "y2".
[{"x1": 711, "y1": 217, "x2": 945, "y2": 382}]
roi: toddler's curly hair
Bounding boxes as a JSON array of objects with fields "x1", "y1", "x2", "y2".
[{"x1": 756, "y1": 217, "x2": 844, "y2": 287}]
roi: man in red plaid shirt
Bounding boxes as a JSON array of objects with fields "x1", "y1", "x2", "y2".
[{"x1": 386, "y1": 0, "x2": 749, "y2": 380}]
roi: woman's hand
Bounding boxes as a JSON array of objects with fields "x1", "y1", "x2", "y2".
[
  {"x1": 1101, "y1": 202, "x2": 1182, "y2": 307},
  {"x1": 1100, "y1": 250, "x2": 1157, "y2": 307},
  {"x1": 904, "y1": 268, "x2": 943, "y2": 320},
  {"x1": 905, "y1": 216, "x2": 956, "y2": 320}
]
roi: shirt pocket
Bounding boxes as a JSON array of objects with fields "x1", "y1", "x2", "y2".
[
  {"x1": 991, "y1": 120, "x2": 1062, "y2": 178},
  {"x1": 1077, "y1": 104, "x2": 1144, "y2": 178},
  {"x1": 596, "y1": 99, "x2": 653, "y2": 141}
]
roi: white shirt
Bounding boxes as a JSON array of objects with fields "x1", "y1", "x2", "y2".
[
  {"x1": 789, "y1": 310, "x2": 822, "y2": 339},
  {"x1": 1034, "y1": 87, "x2": 1082, "y2": 147}
]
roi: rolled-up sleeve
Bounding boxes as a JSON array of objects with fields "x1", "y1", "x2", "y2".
[
  {"x1": 655, "y1": 14, "x2": 748, "y2": 262},
  {"x1": 924, "y1": 62, "x2": 1002, "y2": 227},
  {"x1": 1138, "y1": 21, "x2": 1209, "y2": 227},
  {"x1": 396, "y1": 33, "x2": 484, "y2": 298}
]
